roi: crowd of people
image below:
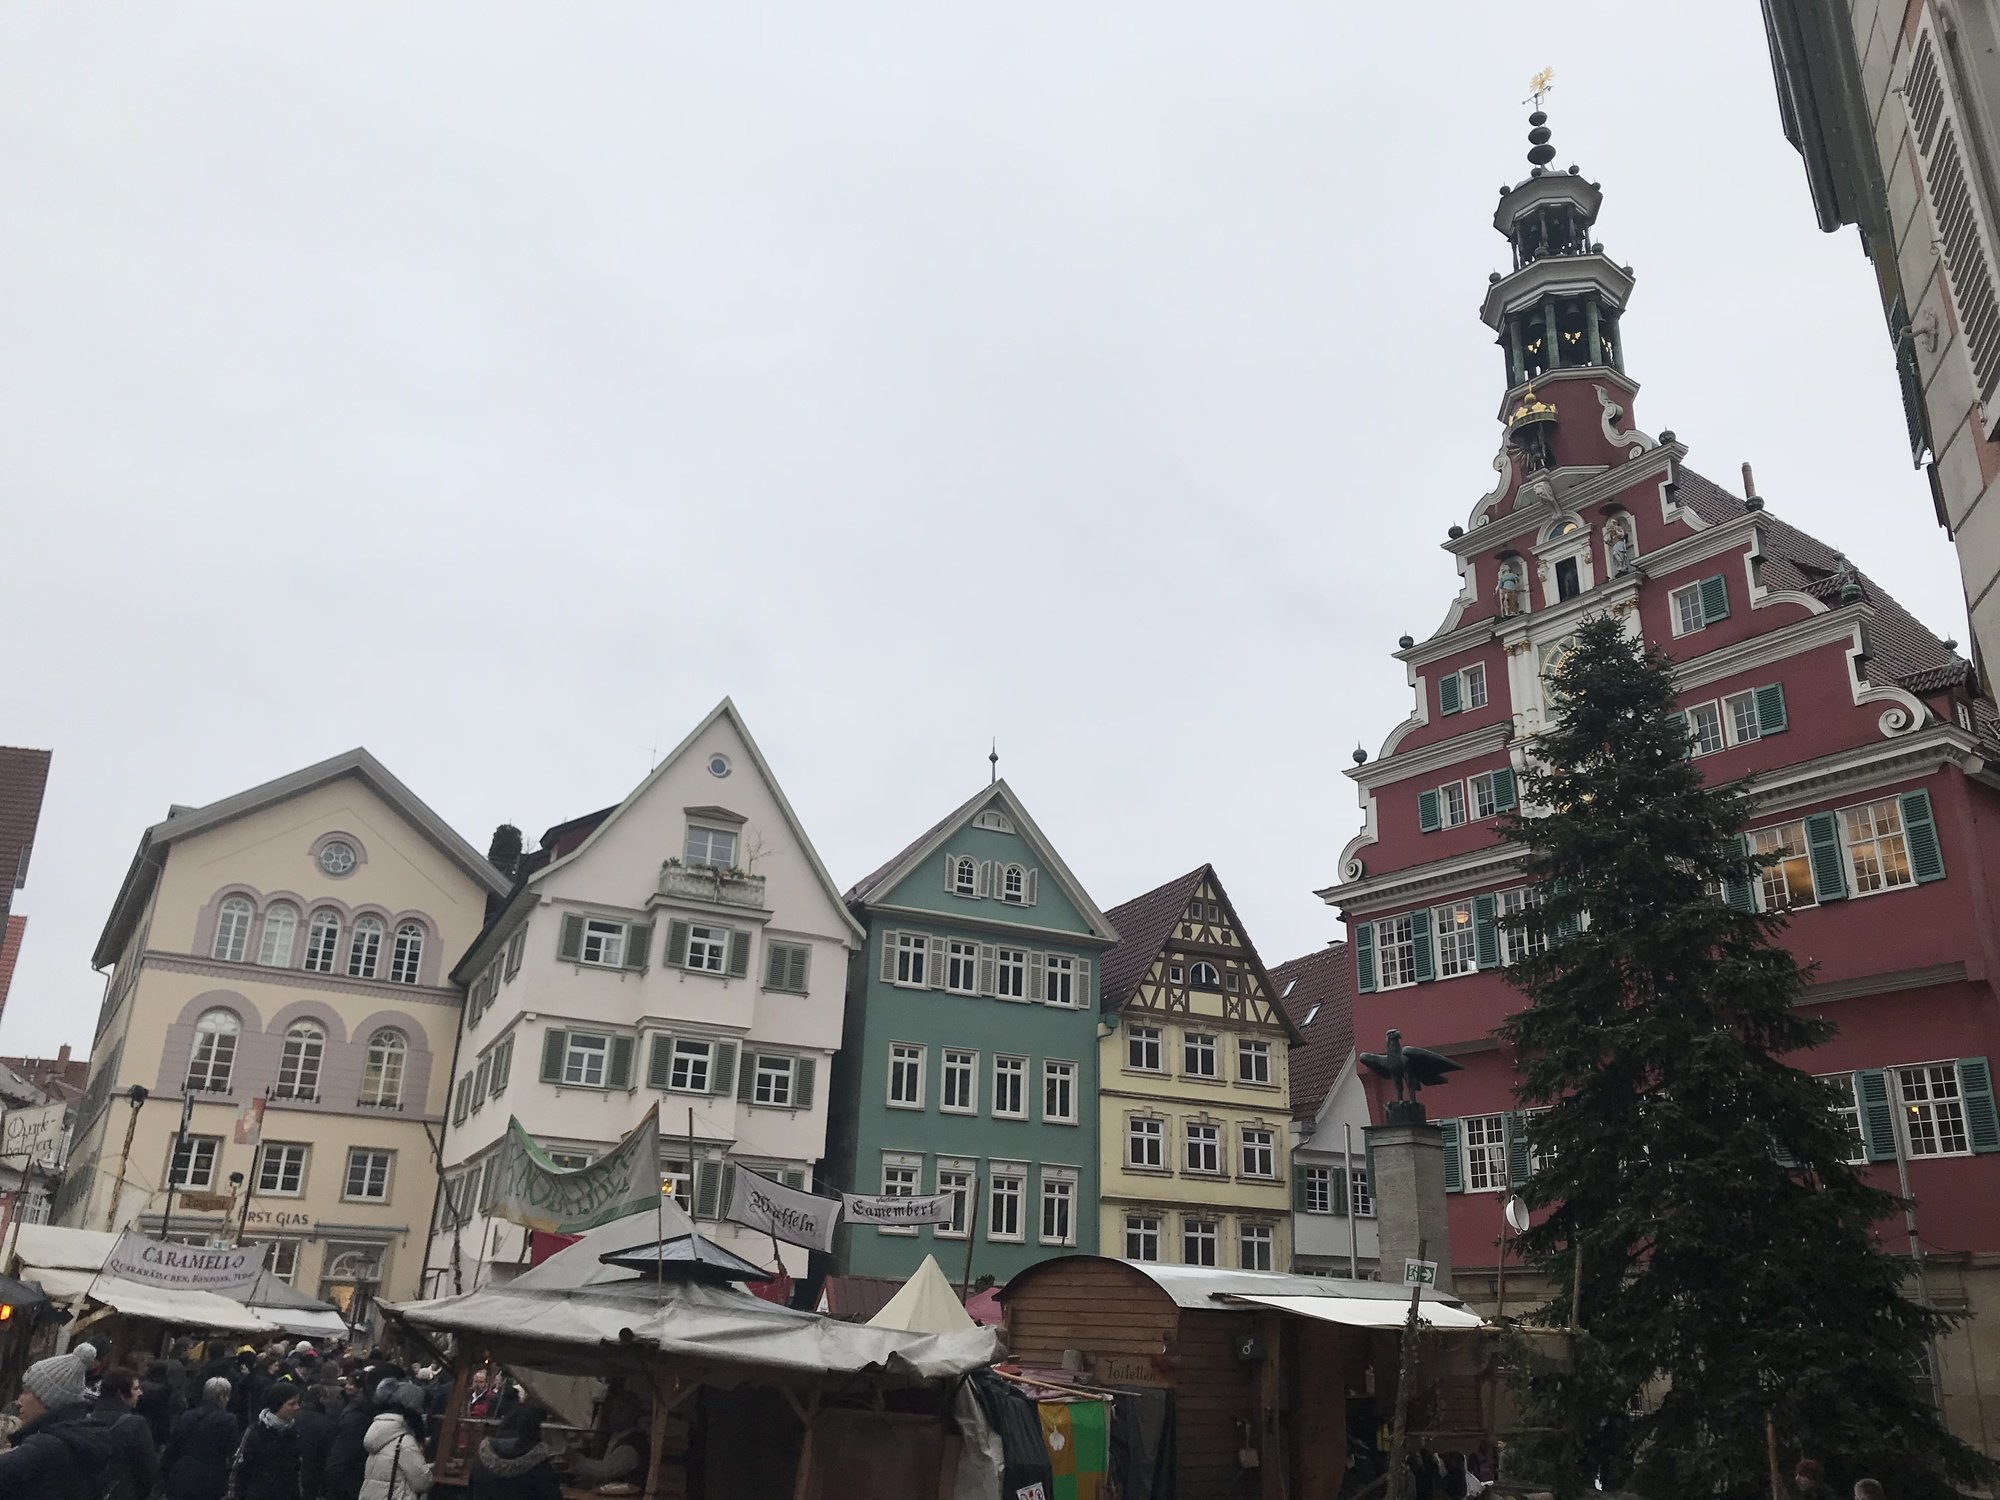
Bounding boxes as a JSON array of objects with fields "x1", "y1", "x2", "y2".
[{"x1": 0, "y1": 1335, "x2": 567, "y2": 1500}]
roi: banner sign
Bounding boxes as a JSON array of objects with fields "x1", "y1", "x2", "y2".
[
  {"x1": 486, "y1": 1106, "x2": 663, "y2": 1234},
  {"x1": 726, "y1": 1168, "x2": 839, "y2": 1253},
  {"x1": 0, "y1": 1103, "x2": 66, "y2": 1171},
  {"x1": 233, "y1": 1098, "x2": 266, "y2": 1147},
  {"x1": 842, "y1": 1190, "x2": 956, "y2": 1228},
  {"x1": 106, "y1": 1233, "x2": 266, "y2": 1294}
]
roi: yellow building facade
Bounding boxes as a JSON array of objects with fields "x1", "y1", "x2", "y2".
[{"x1": 1095, "y1": 866, "x2": 1300, "y2": 1270}]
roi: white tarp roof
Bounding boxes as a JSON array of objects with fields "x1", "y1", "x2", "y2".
[
  {"x1": 12, "y1": 1224, "x2": 281, "y2": 1335},
  {"x1": 866, "y1": 1256, "x2": 976, "y2": 1334},
  {"x1": 1116, "y1": 1260, "x2": 1471, "y2": 1313},
  {"x1": 1220, "y1": 1292, "x2": 1483, "y2": 1330}
]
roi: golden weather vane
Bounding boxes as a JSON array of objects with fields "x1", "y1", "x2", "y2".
[{"x1": 1524, "y1": 67, "x2": 1555, "y2": 109}]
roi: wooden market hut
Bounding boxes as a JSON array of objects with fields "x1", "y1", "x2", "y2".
[{"x1": 1000, "y1": 1256, "x2": 1487, "y2": 1500}]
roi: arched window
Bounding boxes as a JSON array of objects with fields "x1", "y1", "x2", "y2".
[
  {"x1": 257, "y1": 903, "x2": 299, "y2": 968},
  {"x1": 276, "y1": 1021, "x2": 325, "y2": 1100},
  {"x1": 1001, "y1": 865, "x2": 1026, "y2": 903},
  {"x1": 304, "y1": 910, "x2": 342, "y2": 973},
  {"x1": 389, "y1": 923, "x2": 425, "y2": 985},
  {"x1": 211, "y1": 898, "x2": 253, "y2": 962},
  {"x1": 1189, "y1": 961, "x2": 1222, "y2": 989},
  {"x1": 362, "y1": 1028, "x2": 408, "y2": 1108},
  {"x1": 185, "y1": 1009, "x2": 241, "y2": 1093},
  {"x1": 347, "y1": 917, "x2": 384, "y2": 979},
  {"x1": 953, "y1": 857, "x2": 977, "y2": 897}
]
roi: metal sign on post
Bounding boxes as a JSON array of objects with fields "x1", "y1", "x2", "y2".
[{"x1": 1403, "y1": 1257, "x2": 1439, "y2": 1287}]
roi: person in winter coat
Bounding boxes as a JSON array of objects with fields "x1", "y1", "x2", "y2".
[
  {"x1": 469, "y1": 1403, "x2": 561, "y2": 1500},
  {"x1": 91, "y1": 1368, "x2": 161, "y2": 1500},
  {"x1": 228, "y1": 1385, "x2": 304, "y2": 1500},
  {"x1": 357, "y1": 1381, "x2": 430, "y2": 1500},
  {"x1": 0, "y1": 1351, "x2": 114, "y2": 1500},
  {"x1": 164, "y1": 1378, "x2": 241, "y2": 1500},
  {"x1": 294, "y1": 1385, "x2": 338, "y2": 1500},
  {"x1": 322, "y1": 1378, "x2": 380, "y2": 1500}
]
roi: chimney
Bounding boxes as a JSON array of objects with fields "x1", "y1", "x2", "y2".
[{"x1": 57, "y1": 1044, "x2": 70, "y2": 1065}]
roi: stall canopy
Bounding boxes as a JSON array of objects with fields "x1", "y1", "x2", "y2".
[
  {"x1": 1219, "y1": 1292, "x2": 1483, "y2": 1330},
  {"x1": 865, "y1": 1256, "x2": 977, "y2": 1335},
  {"x1": 13, "y1": 1226, "x2": 277, "y2": 1335},
  {"x1": 238, "y1": 1270, "x2": 351, "y2": 1339},
  {"x1": 387, "y1": 1209, "x2": 998, "y2": 1387}
]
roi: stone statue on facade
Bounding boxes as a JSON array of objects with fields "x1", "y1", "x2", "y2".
[
  {"x1": 1604, "y1": 513, "x2": 1635, "y2": 575},
  {"x1": 1360, "y1": 1028, "x2": 1462, "y2": 1125},
  {"x1": 1496, "y1": 559, "x2": 1528, "y2": 617}
]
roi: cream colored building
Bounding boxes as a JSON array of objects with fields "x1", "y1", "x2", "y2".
[{"x1": 62, "y1": 751, "x2": 506, "y2": 1328}]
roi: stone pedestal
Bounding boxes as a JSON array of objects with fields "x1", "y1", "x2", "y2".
[{"x1": 1365, "y1": 1120, "x2": 1454, "y2": 1292}]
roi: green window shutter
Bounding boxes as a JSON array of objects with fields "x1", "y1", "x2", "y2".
[
  {"x1": 1411, "y1": 908, "x2": 1434, "y2": 983},
  {"x1": 666, "y1": 921, "x2": 690, "y2": 968},
  {"x1": 493, "y1": 1037, "x2": 512, "y2": 1094},
  {"x1": 1292, "y1": 1173, "x2": 1310, "y2": 1213},
  {"x1": 1899, "y1": 790, "x2": 1946, "y2": 883},
  {"x1": 1417, "y1": 789, "x2": 1442, "y2": 833},
  {"x1": 1331, "y1": 1167, "x2": 1348, "y2": 1217},
  {"x1": 1473, "y1": 894, "x2": 1500, "y2": 969},
  {"x1": 1753, "y1": 682, "x2": 1788, "y2": 735},
  {"x1": 1956, "y1": 1058, "x2": 2000, "y2": 1152},
  {"x1": 738, "y1": 1054, "x2": 759, "y2": 1104},
  {"x1": 1491, "y1": 767, "x2": 1517, "y2": 812},
  {"x1": 726, "y1": 931, "x2": 752, "y2": 979},
  {"x1": 782, "y1": 1169, "x2": 806, "y2": 1190},
  {"x1": 625, "y1": 922, "x2": 653, "y2": 972},
  {"x1": 1439, "y1": 1119, "x2": 1463, "y2": 1193},
  {"x1": 694, "y1": 1161, "x2": 721, "y2": 1220},
  {"x1": 879, "y1": 932, "x2": 899, "y2": 985},
  {"x1": 1507, "y1": 1112, "x2": 1531, "y2": 1187},
  {"x1": 453, "y1": 1076, "x2": 470, "y2": 1124},
  {"x1": 540, "y1": 1028, "x2": 568, "y2": 1083},
  {"x1": 711, "y1": 1041, "x2": 738, "y2": 1097},
  {"x1": 558, "y1": 914, "x2": 584, "y2": 963},
  {"x1": 1438, "y1": 673, "x2": 1462, "y2": 716},
  {"x1": 786, "y1": 944, "x2": 809, "y2": 992},
  {"x1": 647, "y1": 1035, "x2": 673, "y2": 1090},
  {"x1": 764, "y1": 944, "x2": 787, "y2": 989},
  {"x1": 1355, "y1": 924, "x2": 1377, "y2": 993},
  {"x1": 794, "y1": 1058, "x2": 816, "y2": 1111},
  {"x1": 1724, "y1": 834, "x2": 1757, "y2": 913},
  {"x1": 1025, "y1": 869, "x2": 1039, "y2": 905},
  {"x1": 1804, "y1": 812, "x2": 1849, "y2": 902},
  {"x1": 1699, "y1": 574, "x2": 1730, "y2": 623},
  {"x1": 607, "y1": 1035, "x2": 635, "y2": 1090},
  {"x1": 1856, "y1": 1069, "x2": 1898, "y2": 1162},
  {"x1": 504, "y1": 930, "x2": 523, "y2": 979}
]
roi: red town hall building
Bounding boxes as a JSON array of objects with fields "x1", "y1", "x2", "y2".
[{"x1": 1322, "y1": 112, "x2": 2000, "y2": 1452}]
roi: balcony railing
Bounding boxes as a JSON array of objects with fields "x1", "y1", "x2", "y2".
[
  {"x1": 355, "y1": 1097, "x2": 406, "y2": 1111},
  {"x1": 658, "y1": 863, "x2": 767, "y2": 909}
]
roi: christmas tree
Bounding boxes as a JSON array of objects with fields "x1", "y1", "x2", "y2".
[{"x1": 1497, "y1": 613, "x2": 1988, "y2": 1498}]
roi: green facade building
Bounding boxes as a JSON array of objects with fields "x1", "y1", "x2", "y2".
[{"x1": 827, "y1": 780, "x2": 1117, "y2": 1282}]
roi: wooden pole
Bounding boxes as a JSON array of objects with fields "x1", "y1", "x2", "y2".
[
  {"x1": 1765, "y1": 1411, "x2": 1784, "y2": 1500},
  {"x1": 1385, "y1": 1236, "x2": 1426, "y2": 1500},
  {"x1": 1568, "y1": 1237, "x2": 1583, "y2": 1332},
  {"x1": 957, "y1": 1175, "x2": 981, "y2": 1301}
]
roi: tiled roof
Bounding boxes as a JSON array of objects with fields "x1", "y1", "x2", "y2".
[
  {"x1": 0, "y1": 916, "x2": 24, "y2": 1023},
  {"x1": 815, "y1": 1274, "x2": 910, "y2": 1321},
  {"x1": 1271, "y1": 944, "x2": 1355, "y2": 1121},
  {"x1": 844, "y1": 801, "x2": 966, "y2": 907},
  {"x1": 0, "y1": 749, "x2": 52, "y2": 905},
  {"x1": 1098, "y1": 867, "x2": 1209, "y2": 1014}
]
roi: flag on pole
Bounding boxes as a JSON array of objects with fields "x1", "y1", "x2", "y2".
[
  {"x1": 486, "y1": 1105, "x2": 663, "y2": 1234},
  {"x1": 232, "y1": 1098, "x2": 265, "y2": 1147}
]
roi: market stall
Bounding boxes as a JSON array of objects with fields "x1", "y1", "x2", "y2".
[{"x1": 8, "y1": 1224, "x2": 279, "y2": 1360}]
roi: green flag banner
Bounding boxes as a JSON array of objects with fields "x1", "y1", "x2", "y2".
[{"x1": 487, "y1": 1105, "x2": 663, "y2": 1234}]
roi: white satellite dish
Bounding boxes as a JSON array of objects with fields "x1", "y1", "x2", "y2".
[{"x1": 1503, "y1": 1195, "x2": 1530, "y2": 1234}]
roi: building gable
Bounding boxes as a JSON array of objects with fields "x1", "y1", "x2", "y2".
[{"x1": 1115, "y1": 870, "x2": 1300, "y2": 1039}]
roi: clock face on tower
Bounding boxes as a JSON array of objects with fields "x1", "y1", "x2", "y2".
[{"x1": 1539, "y1": 636, "x2": 1579, "y2": 700}]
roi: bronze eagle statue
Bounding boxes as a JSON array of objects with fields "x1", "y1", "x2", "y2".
[{"x1": 1359, "y1": 1027, "x2": 1461, "y2": 1103}]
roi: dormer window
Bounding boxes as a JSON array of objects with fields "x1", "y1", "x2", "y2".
[
  {"x1": 685, "y1": 826, "x2": 738, "y2": 871},
  {"x1": 953, "y1": 857, "x2": 978, "y2": 897}
]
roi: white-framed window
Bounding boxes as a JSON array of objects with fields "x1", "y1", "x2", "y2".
[
  {"x1": 1748, "y1": 822, "x2": 1818, "y2": 912},
  {"x1": 1239, "y1": 1223, "x2": 1275, "y2": 1271},
  {"x1": 257, "y1": 903, "x2": 298, "y2": 967},
  {"x1": 952, "y1": 856, "x2": 978, "y2": 897},
  {"x1": 895, "y1": 933, "x2": 929, "y2": 987},
  {"x1": 993, "y1": 1056, "x2": 1027, "y2": 1118},
  {"x1": 581, "y1": 919, "x2": 628, "y2": 968},
  {"x1": 1225, "y1": 970, "x2": 1240, "y2": 992},
  {"x1": 1127, "y1": 1025, "x2": 1162, "y2": 1072},
  {"x1": 1685, "y1": 701, "x2": 1725, "y2": 756},
  {"x1": 212, "y1": 896, "x2": 253, "y2": 962},
  {"x1": 343, "y1": 1148, "x2": 393, "y2": 1202},
  {"x1": 1469, "y1": 771, "x2": 1506, "y2": 820},
  {"x1": 1671, "y1": 582, "x2": 1706, "y2": 635},
  {"x1": 564, "y1": 1032, "x2": 609, "y2": 1087},
  {"x1": 1189, "y1": 961, "x2": 1221, "y2": 988},
  {"x1": 1499, "y1": 887, "x2": 1545, "y2": 965},
  {"x1": 256, "y1": 1142, "x2": 309, "y2": 1196},
  {"x1": 941, "y1": 1049, "x2": 977, "y2": 1113},
  {"x1": 1184, "y1": 1121, "x2": 1221, "y2": 1175},
  {"x1": 1039, "y1": 1171, "x2": 1075, "y2": 1246},
  {"x1": 1724, "y1": 691, "x2": 1762, "y2": 745},
  {"x1": 669, "y1": 1038, "x2": 714, "y2": 1093},
  {"x1": 1440, "y1": 780, "x2": 1469, "y2": 828},
  {"x1": 1433, "y1": 899, "x2": 1479, "y2": 979},
  {"x1": 935, "y1": 1162, "x2": 973, "y2": 1238},
  {"x1": 879, "y1": 1152, "x2": 922, "y2": 1235},
  {"x1": 1821, "y1": 1074, "x2": 1866, "y2": 1165},
  {"x1": 996, "y1": 948, "x2": 1027, "y2": 999},
  {"x1": 347, "y1": 916, "x2": 384, "y2": 978},
  {"x1": 1845, "y1": 799, "x2": 1915, "y2": 895},
  {"x1": 1000, "y1": 865, "x2": 1027, "y2": 904},
  {"x1": 1240, "y1": 1127, "x2": 1275, "y2": 1179},
  {"x1": 363, "y1": 1028, "x2": 407, "y2": 1108},
  {"x1": 1351, "y1": 1165, "x2": 1374, "y2": 1217},
  {"x1": 1168, "y1": 963, "x2": 1185, "y2": 984},
  {"x1": 185, "y1": 1008, "x2": 240, "y2": 1093},
  {"x1": 1044, "y1": 954, "x2": 1077, "y2": 1006},
  {"x1": 888, "y1": 1044, "x2": 925, "y2": 1108},
  {"x1": 168, "y1": 1134, "x2": 221, "y2": 1190},
  {"x1": 753, "y1": 1054, "x2": 795, "y2": 1107},
  {"x1": 1377, "y1": 914, "x2": 1419, "y2": 989},
  {"x1": 1184, "y1": 1033, "x2": 1218, "y2": 1078},
  {"x1": 1182, "y1": 1217, "x2": 1218, "y2": 1266},
  {"x1": 1042, "y1": 1060, "x2": 1076, "y2": 1123},
  {"x1": 1238, "y1": 1039, "x2": 1271, "y2": 1085},
  {"x1": 1128, "y1": 1116, "x2": 1164, "y2": 1170},
  {"x1": 1462, "y1": 662, "x2": 1488, "y2": 709},
  {"x1": 252, "y1": 1239, "x2": 302, "y2": 1286},
  {"x1": 389, "y1": 923, "x2": 424, "y2": 985},
  {"x1": 276, "y1": 1022, "x2": 325, "y2": 1100},
  {"x1": 1464, "y1": 1113, "x2": 1508, "y2": 1192},
  {"x1": 988, "y1": 1169, "x2": 1025, "y2": 1241},
  {"x1": 1126, "y1": 1213, "x2": 1161, "y2": 1261},
  {"x1": 303, "y1": 909, "x2": 341, "y2": 974},
  {"x1": 685, "y1": 825, "x2": 738, "y2": 870},
  {"x1": 686, "y1": 923, "x2": 729, "y2": 974},
  {"x1": 1302, "y1": 1165, "x2": 1337, "y2": 1214},
  {"x1": 1898, "y1": 1064, "x2": 1971, "y2": 1157},
  {"x1": 946, "y1": 941, "x2": 978, "y2": 994}
]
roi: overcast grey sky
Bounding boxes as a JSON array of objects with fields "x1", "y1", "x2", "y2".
[{"x1": 1, "y1": 4, "x2": 1964, "y2": 1059}]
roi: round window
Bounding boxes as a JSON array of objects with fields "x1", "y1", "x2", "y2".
[
  {"x1": 706, "y1": 754, "x2": 732, "y2": 778},
  {"x1": 318, "y1": 840, "x2": 358, "y2": 876}
]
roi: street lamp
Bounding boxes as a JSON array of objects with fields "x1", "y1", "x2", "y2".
[
  {"x1": 103, "y1": 1085, "x2": 148, "y2": 1232},
  {"x1": 229, "y1": 1172, "x2": 250, "y2": 1247}
]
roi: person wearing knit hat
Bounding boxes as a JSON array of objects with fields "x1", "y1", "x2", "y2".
[
  {"x1": 0, "y1": 1351, "x2": 114, "y2": 1498},
  {"x1": 227, "y1": 1385, "x2": 304, "y2": 1500}
]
